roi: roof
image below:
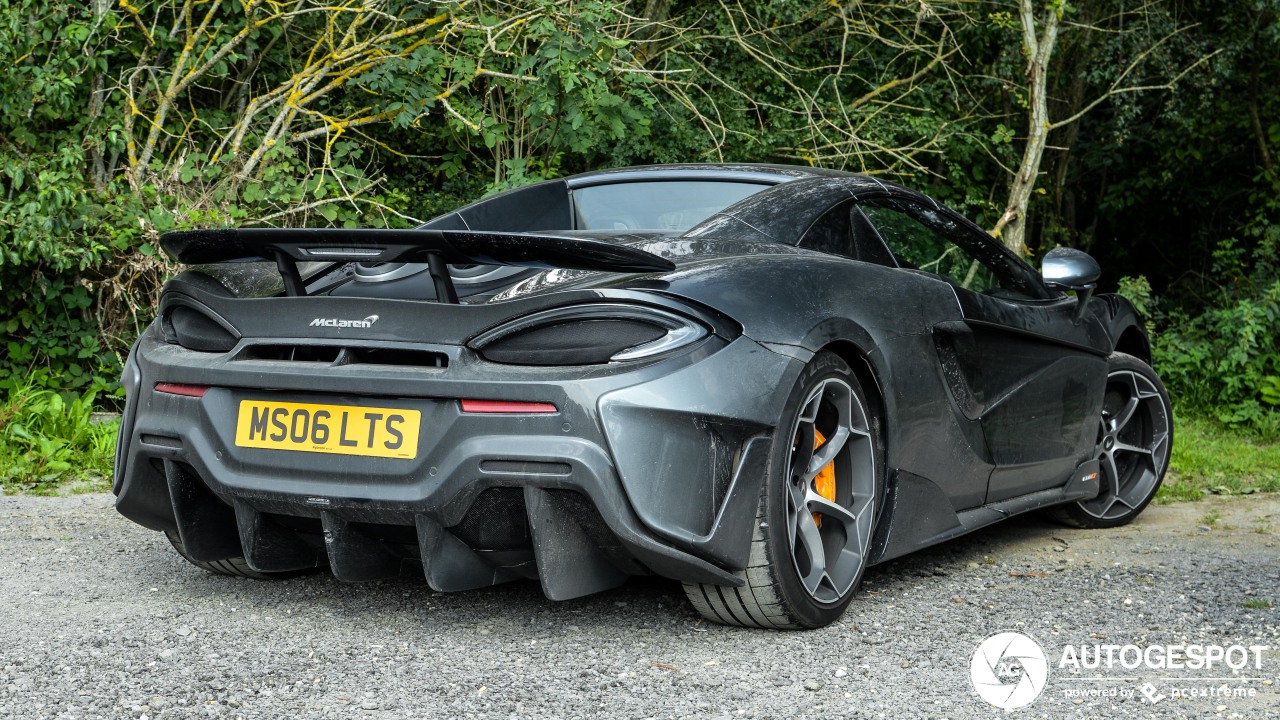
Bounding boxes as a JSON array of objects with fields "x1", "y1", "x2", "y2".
[{"x1": 562, "y1": 163, "x2": 855, "y2": 188}]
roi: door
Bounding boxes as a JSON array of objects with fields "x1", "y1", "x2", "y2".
[{"x1": 857, "y1": 196, "x2": 1108, "y2": 504}]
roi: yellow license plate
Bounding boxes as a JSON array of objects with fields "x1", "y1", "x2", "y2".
[{"x1": 234, "y1": 400, "x2": 420, "y2": 459}]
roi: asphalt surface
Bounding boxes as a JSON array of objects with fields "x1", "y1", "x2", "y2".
[{"x1": 0, "y1": 493, "x2": 1277, "y2": 719}]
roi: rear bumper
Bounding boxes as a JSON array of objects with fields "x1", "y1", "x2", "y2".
[{"x1": 114, "y1": 322, "x2": 800, "y2": 598}]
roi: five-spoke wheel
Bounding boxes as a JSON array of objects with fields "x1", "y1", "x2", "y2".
[{"x1": 784, "y1": 377, "x2": 877, "y2": 604}]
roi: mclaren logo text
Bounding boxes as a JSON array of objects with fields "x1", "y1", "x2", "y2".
[{"x1": 310, "y1": 314, "x2": 379, "y2": 329}]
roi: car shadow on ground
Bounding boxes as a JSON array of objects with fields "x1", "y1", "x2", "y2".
[{"x1": 131, "y1": 510, "x2": 1091, "y2": 633}]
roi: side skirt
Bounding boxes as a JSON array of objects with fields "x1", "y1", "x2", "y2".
[{"x1": 867, "y1": 459, "x2": 1101, "y2": 566}]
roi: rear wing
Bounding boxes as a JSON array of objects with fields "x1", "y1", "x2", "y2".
[{"x1": 159, "y1": 228, "x2": 675, "y2": 302}]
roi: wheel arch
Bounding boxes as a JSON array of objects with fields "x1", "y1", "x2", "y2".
[
  {"x1": 1114, "y1": 324, "x2": 1151, "y2": 363},
  {"x1": 1089, "y1": 293, "x2": 1152, "y2": 364},
  {"x1": 815, "y1": 339, "x2": 893, "y2": 532},
  {"x1": 819, "y1": 339, "x2": 887, "y2": 429}
]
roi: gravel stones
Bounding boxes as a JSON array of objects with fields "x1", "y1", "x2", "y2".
[{"x1": 0, "y1": 494, "x2": 1276, "y2": 718}]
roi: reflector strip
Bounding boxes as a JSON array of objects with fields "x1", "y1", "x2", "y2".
[
  {"x1": 460, "y1": 399, "x2": 557, "y2": 414},
  {"x1": 154, "y1": 383, "x2": 210, "y2": 398}
]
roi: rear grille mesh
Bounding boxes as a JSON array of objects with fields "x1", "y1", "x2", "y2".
[
  {"x1": 450, "y1": 488, "x2": 530, "y2": 551},
  {"x1": 234, "y1": 344, "x2": 447, "y2": 368},
  {"x1": 237, "y1": 345, "x2": 342, "y2": 363}
]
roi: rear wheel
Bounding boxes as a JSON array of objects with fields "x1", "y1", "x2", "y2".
[
  {"x1": 684, "y1": 351, "x2": 883, "y2": 629},
  {"x1": 1050, "y1": 352, "x2": 1173, "y2": 529},
  {"x1": 164, "y1": 530, "x2": 281, "y2": 579}
]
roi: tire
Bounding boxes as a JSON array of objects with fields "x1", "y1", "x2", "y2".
[
  {"x1": 164, "y1": 530, "x2": 282, "y2": 580},
  {"x1": 1049, "y1": 352, "x2": 1173, "y2": 529},
  {"x1": 684, "y1": 351, "x2": 884, "y2": 629}
]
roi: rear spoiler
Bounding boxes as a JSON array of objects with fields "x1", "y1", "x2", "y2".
[{"x1": 159, "y1": 228, "x2": 675, "y2": 302}]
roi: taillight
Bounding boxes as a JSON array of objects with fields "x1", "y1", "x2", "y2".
[
  {"x1": 470, "y1": 304, "x2": 708, "y2": 366},
  {"x1": 167, "y1": 306, "x2": 238, "y2": 353}
]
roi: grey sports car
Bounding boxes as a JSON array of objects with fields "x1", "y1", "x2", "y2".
[{"x1": 113, "y1": 164, "x2": 1172, "y2": 629}]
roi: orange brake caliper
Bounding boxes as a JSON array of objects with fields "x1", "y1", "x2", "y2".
[{"x1": 811, "y1": 429, "x2": 837, "y2": 527}]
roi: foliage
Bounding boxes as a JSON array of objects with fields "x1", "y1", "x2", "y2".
[
  {"x1": 1, "y1": 0, "x2": 652, "y2": 398},
  {"x1": 0, "y1": 379, "x2": 118, "y2": 494},
  {"x1": 1154, "y1": 284, "x2": 1280, "y2": 438},
  {"x1": 0, "y1": 0, "x2": 991, "y2": 397},
  {"x1": 1146, "y1": 165, "x2": 1280, "y2": 438},
  {"x1": 1080, "y1": 0, "x2": 1280, "y2": 286},
  {"x1": 0, "y1": 0, "x2": 1278, "y2": 436},
  {"x1": 1115, "y1": 275, "x2": 1154, "y2": 329}
]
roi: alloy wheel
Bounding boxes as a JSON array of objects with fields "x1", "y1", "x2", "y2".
[
  {"x1": 1078, "y1": 369, "x2": 1171, "y2": 521},
  {"x1": 784, "y1": 378, "x2": 877, "y2": 604}
]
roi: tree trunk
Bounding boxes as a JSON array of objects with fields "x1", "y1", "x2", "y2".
[
  {"x1": 994, "y1": 0, "x2": 1060, "y2": 257},
  {"x1": 87, "y1": 0, "x2": 112, "y2": 190}
]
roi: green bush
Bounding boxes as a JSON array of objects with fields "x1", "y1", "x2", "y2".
[
  {"x1": 1155, "y1": 280, "x2": 1280, "y2": 437},
  {"x1": 0, "y1": 378, "x2": 118, "y2": 494},
  {"x1": 1146, "y1": 224, "x2": 1280, "y2": 438}
]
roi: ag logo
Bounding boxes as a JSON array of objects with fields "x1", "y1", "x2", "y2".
[{"x1": 970, "y1": 632, "x2": 1049, "y2": 710}]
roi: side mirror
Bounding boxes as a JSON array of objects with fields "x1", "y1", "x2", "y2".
[{"x1": 1041, "y1": 247, "x2": 1100, "y2": 321}]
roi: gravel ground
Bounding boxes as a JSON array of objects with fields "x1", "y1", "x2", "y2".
[{"x1": 0, "y1": 494, "x2": 1277, "y2": 720}]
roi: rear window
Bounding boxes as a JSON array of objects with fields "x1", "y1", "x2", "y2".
[{"x1": 572, "y1": 181, "x2": 768, "y2": 232}]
